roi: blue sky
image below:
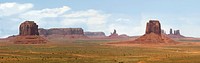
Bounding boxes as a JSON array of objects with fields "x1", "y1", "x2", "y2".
[{"x1": 0, "y1": 0, "x2": 200, "y2": 38}]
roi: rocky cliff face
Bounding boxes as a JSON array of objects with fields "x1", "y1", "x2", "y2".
[
  {"x1": 38, "y1": 28, "x2": 84, "y2": 36},
  {"x1": 145, "y1": 20, "x2": 161, "y2": 35},
  {"x1": 84, "y1": 32, "x2": 106, "y2": 36},
  {"x1": 38, "y1": 28, "x2": 86, "y2": 39},
  {"x1": 19, "y1": 21, "x2": 39, "y2": 36}
]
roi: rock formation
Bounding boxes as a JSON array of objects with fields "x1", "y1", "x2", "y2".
[
  {"x1": 13, "y1": 21, "x2": 47, "y2": 44},
  {"x1": 131, "y1": 20, "x2": 176, "y2": 44},
  {"x1": 109, "y1": 29, "x2": 119, "y2": 37},
  {"x1": 84, "y1": 32, "x2": 106, "y2": 37},
  {"x1": 108, "y1": 29, "x2": 129, "y2": 38},
  {"x1": 170, "y1": 28, "x2": 173, "y2": 34},
  {"x1": 38, "y1": 28, "x2": 86, "y2": 38},
  {"x1": 167, "y1": 29, "x2": 185, "y2": 38},
  {"x1": 19, "y1": 21, "x2": 39, "y2": 36},
  {"x1": 174, "y1": 30, "x2": 180, "y2": 35},
  {"x1": 145, "y1": 20, "x2": 161, "y2": 35}
]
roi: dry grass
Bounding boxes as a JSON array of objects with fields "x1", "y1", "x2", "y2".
[{"x1": 0, "y1": 38, "x2": 199, "y2": 63}]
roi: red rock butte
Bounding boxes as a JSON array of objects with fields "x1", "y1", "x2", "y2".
[
  {"x1": 145, "y1": 20, "x2": 161, "y2": 35},
  {"x1": 110, "y1": 20, "x2": 177, "y2": 44},
  {"x1": 134, "y1": 20, "x2": 176, "y2": 44},
  {"x1": 19, "y1": 21, "x2": 39, "y2": 36},
  {"x1": 13, "y1": 21, "x2": 47, "y2": 44}
]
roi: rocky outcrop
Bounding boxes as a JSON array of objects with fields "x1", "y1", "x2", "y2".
[
  {"x1": 132, "y1": 20, "x2": 176, "y2": 44},
  {"x1": 109, "y1": 29, "x2": 119, "y2": 37},
  {"x1": 12, "y1": 21, "x2": 47, "y2": 44},
  {"x1": 108, "y1": 29, "x2": 129, "y2": 38},
  {"x1": 167, "y1": 29, "x2": 185, "y2": 38},
  {"x1": 84, "y1": 32, "x2": 106, "y2": 37},
  {"x1": 145, "y1": 20, "x2": 161, "y2": 35},
  {"x1": 38, "y1": 28, "x2": 84, "y2": 36},
  {"x1": 174, "y1": 30, "x2": 180, "y2": 35},
  {"x1": 170, "y1": 29, "x2": 173, "y2": 34},
  {"x1": 38, "y1": 28, "x2": 86, "y2": 38},
  {"x1": 19, "y1": 21, "x2": 39, "y2": 36}
]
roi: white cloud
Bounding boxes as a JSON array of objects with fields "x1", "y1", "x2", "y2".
[
  {"x1": 0, "y1": 2, "x2": 33, "y2": 16},
  {"x1": 61, "y1": 9, "x2": 110, "y2": 32},
  {"x1": 107, "y1": 17, "x2": 144, "y2": 36},
  {"x1": 20, "y1": 6, "x2": 71, "y2": 21},
  {"x1": 62, "y1": 9, "x2": 109, "y2": 25},
  {"x1": 0, "y1": 2, "x2": 139, "y2": 38},
  {"x1": 4, "y1": 2, "x2": 200, "y2": 38}
]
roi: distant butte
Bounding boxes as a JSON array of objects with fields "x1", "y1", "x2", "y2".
[
  {"x1": 109, "y1": 20, "x2": 177, "y2": 45},
  {"x1": 38, "y1": 28, "x2": 87, "y2": 38},
  {"x1": 145, "y1": 20, "x2": 161, "y2": 35},
  {"x1": 109, "y1": 29, "x2": 119, "y2": 37},
  {"x1": 19, "y1": 21, "x2": 39, "y2": 36},
  {"x1": 12, "y1": 21, "x2": 47, "y2": 44},
  {"x1": 167, "y1": 28, "x2": 185, "y2": 38}
]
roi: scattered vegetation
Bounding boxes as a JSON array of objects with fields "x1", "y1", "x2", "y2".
[{"x1": 0, "y1": 39, "x2": 199, "y2": 63}]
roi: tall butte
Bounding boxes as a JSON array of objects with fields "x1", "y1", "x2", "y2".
[
  {"x1": 13, "y1": 21, "x2": 47, "y2": 44},
  {"x1": 19, "y1": 21, "x2": 39, "y2": 36},
  {"x1": 133, "y1": 20, "x2": 176, "y2": 44}
]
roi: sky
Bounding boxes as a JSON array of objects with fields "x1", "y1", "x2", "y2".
[{"x1": 0, "y1": 0, "x2": 200, "y2": 38}]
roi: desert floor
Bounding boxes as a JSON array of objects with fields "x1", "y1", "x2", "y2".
[{"x1": 0, "y1": 38, "x2": 200, "y2": 63}]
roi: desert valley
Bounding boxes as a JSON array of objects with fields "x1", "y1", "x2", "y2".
[
  {"x1": 0, "y1": 20, "x2": 199, "y2": 63},
  {"x1": 1, "y1": 0, "x2": 200, "y2": 63}
]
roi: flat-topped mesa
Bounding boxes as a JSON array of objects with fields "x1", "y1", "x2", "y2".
[
  {"x1": 84, "y1": 32, "x2": 106, "y2": 37},
  {"x1": 145, "y1": 20, "x2": 161, "y2": 35},
  {"x1": 19, "y1": 21, "x2": 39, "y2": 36},
  {"x1": 38, "y1": 28, "x2": 87, "y2": 38},
  {"x1": 38, "y1": 28, "x2": 84, "y2": 36}
]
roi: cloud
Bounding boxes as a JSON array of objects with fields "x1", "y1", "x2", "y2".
[
  {"x1": 0, "y1": 2, "x2": 33, "y2": 16},
  {"x1": 107, "y1": 17, "x2": 144, "y2": 36},
  {"x1": 20, "y1": 6, "x2": 71, "y2": 21},
  {"x1": 0, "y1": 2, "x2": 139, "y2": 38},
  {"x1": 20, "y1": 6, "x2": 110, "y2": 33},
  {"x1": 5, "y1": 2, "x2": 200, "y2": 38},
  {"x1": 61, "y1": 9, "x2": 110, "y2": 32},
  {"x1": 0, "y1": 2, "x2": 34, "y2": 38}
]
